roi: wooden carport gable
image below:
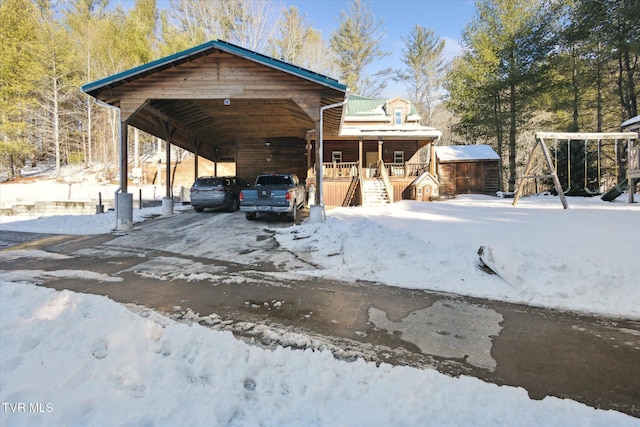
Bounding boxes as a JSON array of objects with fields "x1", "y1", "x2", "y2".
[{"x1": 82, "y1": 39, "x2": 347, "y2": 190}]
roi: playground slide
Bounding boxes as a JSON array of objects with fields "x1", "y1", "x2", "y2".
[{"x1": 601, "y1": 178, "x2": 629, "y2": 202}]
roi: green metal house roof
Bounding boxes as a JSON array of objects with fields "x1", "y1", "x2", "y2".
[
  {"x1": 345, "y1": 95, "x2": 386, "y2": 116},
  {"x1": 82, "y1": 39, "x2": 347, "y2": 94},
  {"x1": 345, "y1": 94, "x2": 421, "y2": 118}
]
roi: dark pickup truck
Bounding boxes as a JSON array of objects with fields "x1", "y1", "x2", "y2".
[{"x1": 239, "y1": 173, "x2": 306, "y2": 221}]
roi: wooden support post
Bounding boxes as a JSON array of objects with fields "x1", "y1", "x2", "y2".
[
  {"x1": 165, "y1": 138, "x2": 171, "y2": 198},
  {"x1": 120, "y1": 119, "x2": 128, "y2": 193},
  {"x1": 513, "y1": 137, "x2": 568, "y2": 209},
  {"x1": 193, "y1": 138, "x2": 199, "y2": 182}
]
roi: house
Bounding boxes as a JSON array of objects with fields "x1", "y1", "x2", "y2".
[
  {"x1": 434, "y1": 145, "x2": 501, "y2": 196},
  {"x1": 306, "y1": 95, "x2": 442, "y2": 207},
  {"x1": 82, "y1": 40, "x2": 448, "y2": 226}
]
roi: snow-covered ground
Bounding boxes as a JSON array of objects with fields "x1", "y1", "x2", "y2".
[{"x1": 1, "y1": 177, "x2": 639, "y2": 425}]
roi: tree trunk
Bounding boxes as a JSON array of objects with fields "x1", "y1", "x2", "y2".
[
  {"x1": 54, "y1": 75, "x2": 61, "y2": 181},
  {"x1": 493, "y1": 92, "x2": 504, "y2": 191},
  {"x1": 571, "y1": 44, "x2": 579, "y2": 132},
  {"x1": 509, "y1": 82, "x2": 517, "y2": 192}
]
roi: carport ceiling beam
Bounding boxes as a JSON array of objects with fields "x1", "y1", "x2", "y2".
[{"x1": 143, "y1": 104, "x2": 198, "y2": 142}]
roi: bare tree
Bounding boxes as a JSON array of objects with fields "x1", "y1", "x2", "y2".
[
  {"x1": 163, "y1": 0, "x2": 279, "y2": 54},
  {"x1": 270, "y1": 6, "x2": 338, "y2": 77}
]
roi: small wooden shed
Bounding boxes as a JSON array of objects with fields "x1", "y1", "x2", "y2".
[{"x1": 435, "y1": 145, "x2": 501, "y2": 196}]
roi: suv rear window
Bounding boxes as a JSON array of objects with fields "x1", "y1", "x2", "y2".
[{"x1": 194, "y1": 178, "x2": 224, "y2": 187}]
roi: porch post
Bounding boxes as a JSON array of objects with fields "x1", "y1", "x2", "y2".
[
  {"x1": 120, "y1": 119, "x2": 128, "y2": 193},
  {"x1": 162, "y1": 121, "x2": 174, "y2": 215},
  {"x1": 430, "y1": 143, "x2": 436, "y2": 176},
  {"x1": 115, "y1": 118, "x2": 133, "y2": 231},
  {"x1": 358, "y1": 138, "x2": 363, "y2": 168},
  {"x1": 165, "y1": 138, "x2": 171, "y2": 197},
  {"x1": 378, "y1": 140, "x2": 383, "y2": 162},
  {"x1": 193, "y1": 138, "x2": 199, "y2": 181},
  {"x1": 314, "y1": 120, "x2": 323, "y2": 205},
  {"x1": 306, "y1": 131, "x2": 313, "y2": 174}
]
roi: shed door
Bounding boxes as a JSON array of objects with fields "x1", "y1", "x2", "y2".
[{"x1": 455, "y1": 163, "x2": 483, "y2": 194}]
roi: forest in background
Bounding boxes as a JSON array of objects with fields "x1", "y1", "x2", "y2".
[{"x1": 1, "y1": 0, "x2": 637, "y2": 192}]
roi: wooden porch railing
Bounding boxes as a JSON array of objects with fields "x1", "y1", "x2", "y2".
[
  {"x1": 384, "y1": 163, "x2": 430, "y2": 178},
  {"x1": 310, "y1": 162, "x2": 430, "y2": 179},
  {"x1": 311, "y1": 162, "x2": 359, "y2": 178}
]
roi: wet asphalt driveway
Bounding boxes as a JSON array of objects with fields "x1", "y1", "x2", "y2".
[{"x1": 1, "y1": 210, "x2": 639, "y2": 418}]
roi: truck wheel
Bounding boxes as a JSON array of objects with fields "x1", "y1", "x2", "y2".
[
  {"x1": 246, "y1": 212, "x2": 256, "y2": 221},
  {"x1": 287, "y1": 202, "x2": 297, "y2": 222},
  {"x1": 194, "y1": 206, "x2": 204, "y2": 213}
]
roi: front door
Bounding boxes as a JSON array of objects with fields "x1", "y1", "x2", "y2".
[{"x1": 365, "y1": 152, "x2": 378, "y2": 177}]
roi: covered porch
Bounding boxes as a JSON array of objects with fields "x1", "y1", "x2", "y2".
[{"x1": 306, "y1": 127, "x2": 442, "y2": 207}]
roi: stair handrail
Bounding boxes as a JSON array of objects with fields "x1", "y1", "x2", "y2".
[
  {"x1": 358, "y1": 160, "x2": 364, "y2": 204},
  {"x1": 377, "y1": 159, "x2": 394, "y2": 202},
  {"x1": 343, "y1": 175, "x2": 359, "y2": 207}
]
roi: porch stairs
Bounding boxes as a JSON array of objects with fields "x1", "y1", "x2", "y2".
[{"x1": 362, "y1": 179, "x2": 390, "y2": 207}]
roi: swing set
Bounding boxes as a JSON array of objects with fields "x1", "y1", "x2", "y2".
[
  {"x1": 554, "y1": 137, "x2": 616, "y2": 196},
  {"x1": 513, "y1": 132, "x2": 639, "y2": 209}
]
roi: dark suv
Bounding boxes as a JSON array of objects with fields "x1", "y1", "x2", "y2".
[{"x1": 190, "y1": 176, "x2": 246, "y2": 212}]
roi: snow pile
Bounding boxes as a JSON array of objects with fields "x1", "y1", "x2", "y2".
[
  {"x1": 1, "y1": 282, "x2": 636, "y2": 426},
  {"x1": 275, "y1": 196, "x2": 640, "y2": 318}
]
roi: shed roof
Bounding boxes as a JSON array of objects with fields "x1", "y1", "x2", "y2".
[
  {"x1": 621, "y1": 115, "x2": 640, "y2": 131},
  {"x1": 435, "y1": 145, "x2": 500, "y2": 162}
]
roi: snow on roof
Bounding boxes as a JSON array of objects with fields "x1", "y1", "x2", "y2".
[
  {"x1": 621, "y1": 115, "x2": 640, "y2": 131},
  {"x1": 435, "y1": 145, "x2": 500, "y2": 161},
  {"x1": 340, "y1": 125, "x2": 442, "y2": 140}
]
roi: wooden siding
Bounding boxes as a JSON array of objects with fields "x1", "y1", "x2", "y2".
[
  {"x1": 483, "y1": 162, "x2": 500, "y2": 193},
  {"x1": 311, "y1": 177, "x2": 412, "y2": 206},
  {"x1": 437, "y1": 164, "x2": 456, "y2": 195},
  {"x1": 391, "y1": 178, "x2": 414, "y2": 202},
  {"x1": 437, "y1": 160, "x2": 500, "y2": 195},
  {"x1": 236, "y1": 137, "x2": 307, "y2": 183},
  {"x1": 89, "y1": 48, "x2": 344, "y2": 167},
  {"x1": 315, "y1": 140, "x2": 420, "y2": 165}
]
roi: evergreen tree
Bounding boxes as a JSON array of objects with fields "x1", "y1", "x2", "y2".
[
  {"x1": 397, "y1": 24, "x2": 446, "y2": 126},
  {"x1": 0, "y1": 0, "x2": 42, "y2": 178},
  {"x1": 574, "y1": 0, "x2": 638, "y2": 119},
  {"x1": 330, "y1": 0, "x2": 391, "y2": 96},
  {"x1": 446, "y1": 0, "x2": 558, "y2": 191}
]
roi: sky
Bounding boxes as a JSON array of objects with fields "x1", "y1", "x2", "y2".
[
  {"x1": 285, "y1": 0, "x2": 475, "y2": 96},
  {"x1": 1, "y1": 173, "x2": 639, "y2": 424},
  {"x1": 144, "y1": 0, "x2": 476, "y2": 97},
  {"x1": 285, "y1": 0, "x2": 474, "y2": 56}
]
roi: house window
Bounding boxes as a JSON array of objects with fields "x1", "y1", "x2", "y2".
[
  {"x1": 394, "y1": 151, "x2": 404, "y2": 163},
  {"x1": 394, "y1": 109, "x2": 402, "y2": 125},
  {"x1": 332, "y1": 151, "x2": 343, "y2": 163}
]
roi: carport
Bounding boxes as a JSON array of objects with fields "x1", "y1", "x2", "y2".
[{"x1": 82, "y1": 40, "x2": 347, "y2": 229}]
